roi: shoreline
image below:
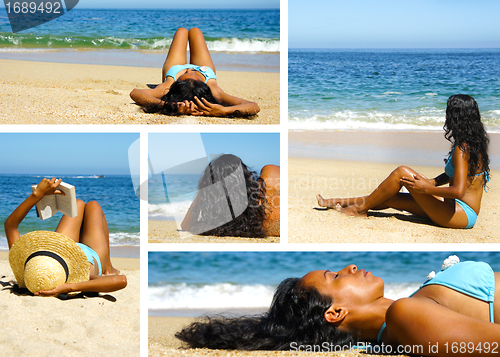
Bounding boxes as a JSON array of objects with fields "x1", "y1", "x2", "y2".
[
  {"x1": 289, "y1": 131, "x2": 500, "y2": 243},
  {"x1": 148, "y1": 220, "x2": 280, "y2": 243},
  {"x1": 0, "y1": 49, "x2": 280, "y2": 73},
  {"x1": 0, "y1": 59, "x2": 279, "y2": 125}
]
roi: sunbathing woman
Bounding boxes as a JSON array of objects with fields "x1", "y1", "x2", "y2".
[
  {"x1": 130, "y1": 27, "x2": 260, "y2": 117},
  {"x1": 4, "y1": 177, "x2": 127, "y2": 297},
  {"x1": 317, "y1": 94, "x2": 490, "y2": 229},
  {"x1": 181, "y1": 154, "x2": 279, "y2": 237},
  {"x1": 176, "y1": 256, "x2": 499, "y2": 355}
]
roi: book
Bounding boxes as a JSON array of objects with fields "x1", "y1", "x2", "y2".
[{"x1": 31, "y1": 181, "x2": 78, "y2": 220}]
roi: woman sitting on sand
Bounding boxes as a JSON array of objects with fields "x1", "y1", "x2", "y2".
[
  {"x1": 317, "y1": 94, "x2": 490, "y2": 229},
  {"x1": 130, "y1": 27, "x2": 260, "y2": 117},
  {"x1": 176, "y1": 256, "x2": 499, "y2": 355},
  {"x1": 181, "y1": 154, "x2": 279, "y2": 237},
  {"x1": 4, "y1": 177, "x2": 127, "y2": 297}
]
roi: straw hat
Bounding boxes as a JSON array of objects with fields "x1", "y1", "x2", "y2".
[{"x1": 9, "y1": 231, "x2": 90, "y2": 294}]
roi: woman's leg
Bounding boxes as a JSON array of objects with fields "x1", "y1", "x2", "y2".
[
  {"x1": 79, "y1": 201, "x2": 119, "y2": 275},
  {"x1": 319, "y1": 166, "x2": 468, "y2": 228},
  {"x1": 162, "y1": 27, "x2": 189, "y2": 82},
  {"x1": 55, "y1": 199, "x2": 86, "y2": 242},
  {"x1": 188, "y1": 27, "x2": 216, "y2": 73}
]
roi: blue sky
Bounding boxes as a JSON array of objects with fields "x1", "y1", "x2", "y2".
[
  {"x1": 289, "y1": 0, "x2": 500, "y2": 48},
  {"x1": 149, "y1": 133, "x2": 280, "y2": 176},
  {"x1": 0, "y1": 134, "x2": 139, "y2": 175},
  {"x1": 76, "y1": 0, "x2": 279, "y2": 9}
]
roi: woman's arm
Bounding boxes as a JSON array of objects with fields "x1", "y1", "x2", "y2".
[
  {"x1": 35, "y1": 274, "x2": 127, "y2": 297},
  {"x1": 4, "y1": 178, "x2": 63, "y2": 249},
  {"x1": 429, "y1": 173, "x2": 450, "y2": 187},
  {"x1": 192, "y1": 86, "x2": 260, "y2": 117},
  {"x1": 129, "y1": 82, "x2": 171, "y2": 106},
  {"x1": 400, "y1": 149, "x2": 467, "y2": 200},
  {"x1": 385, "y1": 298, "x2": 500, "y2": 356}
]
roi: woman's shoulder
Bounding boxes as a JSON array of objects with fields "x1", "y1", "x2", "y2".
[{"x1": 260, "y1": 165, "x2": 280, "y2": 181}]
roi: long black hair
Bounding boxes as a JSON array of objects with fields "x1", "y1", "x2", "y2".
[
  {"x1": 143, "y1": 79, "x2": 219, "y2": 115},
  {"x1": 444, "y1": 94, "x2": 490, "y2": 186},
  {"x1": 176, "y1": 278, "x2": 357, "y2": 350},
  {"x1": 185, "y1": 154, "x2": 268, "y2": 237}
]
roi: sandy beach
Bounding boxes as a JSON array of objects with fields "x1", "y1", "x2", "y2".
[
  {"x1": 0, "y1": 251, "x2": 140, "y2": 357},
  {"x1": 148, "y1": 220, "x2": 280, "y2": 243},
  {"x1": 149, "y1": 316, "x2": 403, "y2": 357},
  {"x1": 289, "y1": 131, "x2": 500, "y2": 243},
  {"x1": 0, "y1": 59, "x2": 279, "y2": 125}
]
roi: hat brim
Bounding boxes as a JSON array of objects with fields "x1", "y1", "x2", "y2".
[{"x1": 9, "y1": 231, "x2": 90, "y2": 290}]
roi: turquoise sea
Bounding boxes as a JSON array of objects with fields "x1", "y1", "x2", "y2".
[
  {"x1": 0, "y1": 174, "x2": 140, "y2": 250},
  {"x1": 0, "y1": 8, "x2": 280, "y2": 71},
  {"x1": 148, "y1": 251, "x2": 500, "y2": 315},
  {"x1": 289, "y1": 49, "x2": 500, "y2": 131}
]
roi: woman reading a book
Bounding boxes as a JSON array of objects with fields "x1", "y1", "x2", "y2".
[
  {"x1": 130, "y1": 27, "x2": 260, "y2": 117},
  {"x1": 4, "y1": 177, "x2": 127, "y2": 297}
]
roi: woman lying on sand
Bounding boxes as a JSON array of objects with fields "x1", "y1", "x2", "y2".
[
  {"x1": 317, "y1": 94, "x2": 490, "y2": 229},
  {"x1": 130, "y1": 27, "x2": 260, "y2": 117},
  {"x1": 181, "y1": 154, "x2": 279, "y2": 237},
  {"x1": 177, "y1": 256, "x2": 499, "y2": 356},
  {"x1": 4, "y1": 178, "x2": 127, "y2": 297}
]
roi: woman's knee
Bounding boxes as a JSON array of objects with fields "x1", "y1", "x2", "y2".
[
  {"x1": 392, "y1": 166, "x2": 416, "y2": 177},
  {"x1": 76, "y1": 199, "x2": 86, "y2": 213},
  {"x1": 175, "y1": 27, "x2": 189, "y2": 36},
  {"x1": 86, "y1": 200, "x2": 103, "y2": 213}
]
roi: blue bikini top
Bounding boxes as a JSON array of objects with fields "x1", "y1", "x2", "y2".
[
  {"x1": 165, "y1": 64, "x2": 217, "y2": 84},
  {"x1": 377, "y1": 261, "x2": 495, "y2": 343},
  {"x1": 445, "y1": 146, "x2": 489, "y2": 183}
]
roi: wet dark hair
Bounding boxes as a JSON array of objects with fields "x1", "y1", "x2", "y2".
[
  {"x1": 143, "y1": 79, "x2": 219, "y2": 115},
  {"x1": 444, "y1": 94, "x2": 490, "y2": 186},
  {"x1": 176, "y1": 278, "x2": 357, "y2": 350},
  {"x1": 184, "y1": 154, "x2": 267, "y2": 237}
]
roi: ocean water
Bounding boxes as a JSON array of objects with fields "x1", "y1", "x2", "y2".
[
  {"x1": 0, "y1": 9, "x2": 280, "y2": 70},
  {"x1": 289, "y1": 49, "x2": 500, "y2": 131},
  {"x1": 0, "y1": 174, "x2": 140, "y2": 249},
  {"x1": 148, "y1": 251, "x2": 500, "y2": 315},
  {"x1": 148, "y1": 174, "x2": 199, "y2": 221}
]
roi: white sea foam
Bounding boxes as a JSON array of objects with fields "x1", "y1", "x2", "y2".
[
  {"x1": 109, "y1": 232, "x2": 140, "y2": 245},
  {"x1": 288, "y1": 116, "x2": 444, "y2": 131},
  {"x1": 148, "y1": 282, "x2": 421, "y2": 310},
  {"x1": 148, "y1": 200, "x2": 193, "y2": 218},
  {"x1": 149, "y1": 283, "x2": 275, "y2": 310},
  {"x1": 207, "y1": 38, "x2": 280, "y2": 53}
]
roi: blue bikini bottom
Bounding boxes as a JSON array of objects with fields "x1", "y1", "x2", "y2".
[{"x1": 456, "y1": 199, "x2": 477, "y2": 229}]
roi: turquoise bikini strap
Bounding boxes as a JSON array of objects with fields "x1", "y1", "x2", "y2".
[
  {"x1": 377, "y1": 322, "x2": 386, "y2": 343},
  {"x1": 490, "y1": 302, "x2": 495, "y2": 323}
]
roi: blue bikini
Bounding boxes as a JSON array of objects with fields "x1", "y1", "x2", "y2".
[
  {"x1": 165, "y1": 64, "x2": 217, "y2": 83},
  {"x1": 76, "y1": 243, "x2": 102, "y2": 276},
  {"x1": 444, "y1": 147, "x2": 489, "y2": 229},
  {"x1": 377, "y1": 261, "x2": 496, "y2": 343}
]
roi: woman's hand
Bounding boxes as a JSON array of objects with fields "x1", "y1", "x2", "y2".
[
  {"x1": 192, "y1": 97, "x2": 228, "y2": 117},
  {"x1": 400, "y1": 174, "x2": 433, "y2": 194},
  {"x1": 176, "y1": 100, "x2": 200, "y2": 115},
  {"x1": 35, "y1": 283, "x2": 72, "y2": 297},
  {"x1": 32, "y1": 177, "x2": 64, "y2": 199}
]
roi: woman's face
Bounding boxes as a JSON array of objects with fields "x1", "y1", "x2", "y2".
[{"x1": 299, "y1": 264, "x2": 384, "y2": 307}]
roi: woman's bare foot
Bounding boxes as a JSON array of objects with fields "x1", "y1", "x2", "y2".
[
  {"x1": 316, "y1": 194, "x2": 342, "y2": 209},
  {"x1": 338, "y1": 205, "x2": 367, "y2": 217}
]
